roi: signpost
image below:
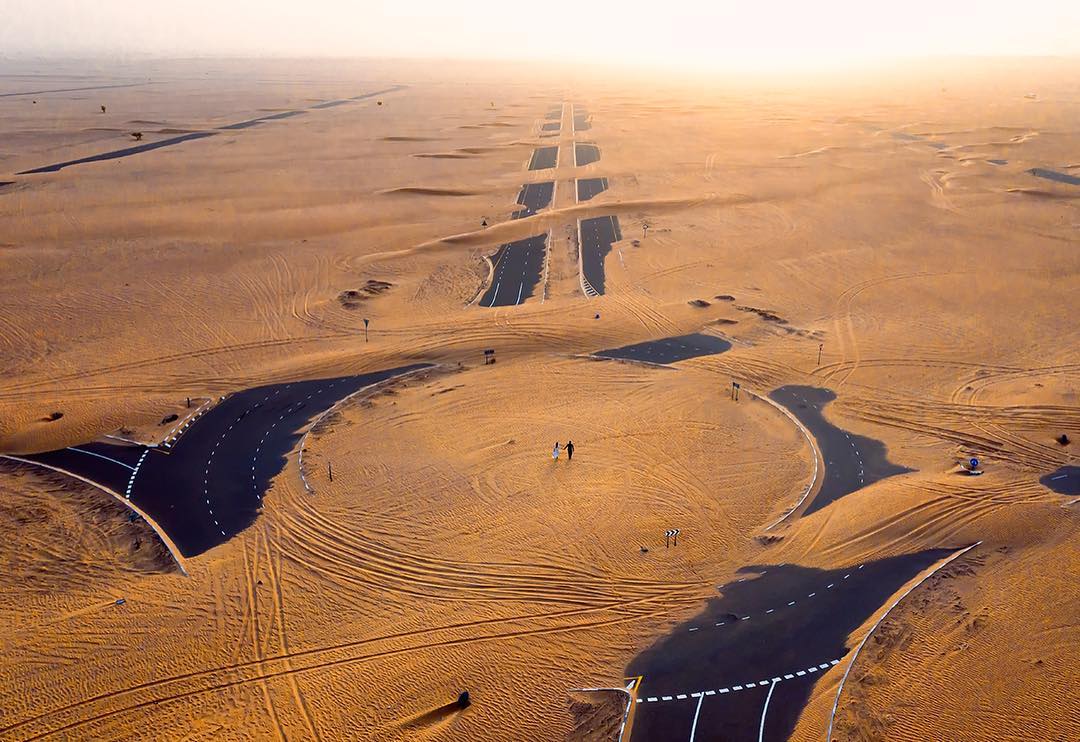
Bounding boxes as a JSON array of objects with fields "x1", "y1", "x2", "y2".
[
  {"x1": 818, "y1": 343, "x2": 823, "y2": 365},
  {"x1": 363, "y1": 318, "x2": 369, "y2": 342},
  {"x1": 665, "y1": 528, "x2": 680, "y2": 548},
  {"x1": 731, "y1": 381, "x2": 740, "y2": 401}
]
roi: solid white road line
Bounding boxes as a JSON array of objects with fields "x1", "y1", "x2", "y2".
[
  {"x1": 67, "y1": 447, "x2": 135, "y2": 470},
  {"x1": 489, "y1": 281, "x2": 501, "y2": 307},
  {"x1": 826, "y1": 542, "x2": 982, "y2": 740},
  {"x1": 688, "y1": 692, "x2": 705, "y2": 741},
  {"x1": 758, "y1": 680, "x2": 779, "y2": 742}
]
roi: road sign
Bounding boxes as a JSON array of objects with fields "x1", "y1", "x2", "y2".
[
  {"x1": 970, "y1": 458, "x2": 979, "y2": 469},
  {"x1": 363, "y1": 318, "x2": 369, "y2": 342},
  {"x1": 665, "y1": 528, "x2": 680, "y2": 547}
]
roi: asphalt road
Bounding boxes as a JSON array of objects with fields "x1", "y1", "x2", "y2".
[
  {"x1": 16, "y1": 86, "x2": 405, "y2": 174},
  {"x1": 12, "y1": 366, "x2": 426, "y2": 557},
  {"x1": 542, "y1": 122, "x2": 560, "y2": 132},
  {"x1": 575, "y1": 143, "x2": 601, "y2": 167},
  {"x1": 1040, "y1": 465, "x2": 1079, "y2": 495},
  {"x1": 580, "y1": 215, "x2": 622, "y2": 296},
  {"x1": 479, "y1": 234, "x2": 547, "y2": 307},
  {"x1": 769, "y1": 386, "x2": 912, "y2": 516},
  {"x1": 1028, "y1": 168, "x2": 1080, "y2": 186},
  {"x1": 513, "y1": 181, "x2": 554, "y2": 218},
  {"x1": 546, "y1": 108, "x2": 561, "y2": 120},
  {"x1": 628, "y1": 549, "x2": 954, "y2": 742},
  {"x1": 573, "y1": 105, "x2": 591, "y2": 132},
  {"x1": 577, "y1": 177, "x2": 609, "y2": 202},
  {"x1": 595, "y1": 334, "x2": 731, "y2": 365},
  {"x1": 0, "y1": 82, "x2": 148, "y2": 98},
  {"x1": 528, "y1": 145, "x2": 559, "y2": 171}
]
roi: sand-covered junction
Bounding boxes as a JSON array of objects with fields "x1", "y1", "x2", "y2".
[{"x1": 1, "y1": 58, "x2": 1078, "y2": 741}]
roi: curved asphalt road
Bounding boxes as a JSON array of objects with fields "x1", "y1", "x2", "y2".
[
  {"x1": 627, "y1": 549, "x2": 955, "y2": 742},
  {"x1": 626, "y1": 385, "x2": 944, "y2": 741},
  {"x1": 9, "y1": 365, "x2": 427, "y2": 557},
  {"x1": 768, "y1": 386, "x2": 911, "y2": 516}
]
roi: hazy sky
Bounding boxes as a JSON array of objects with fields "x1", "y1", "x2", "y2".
[{"x1": 3, "y1": 0, "x2": 1078, "y2": 69}]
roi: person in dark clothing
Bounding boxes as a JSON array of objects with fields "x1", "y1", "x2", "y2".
[{"x1": 566, "y1": 440, "x2": 574, "y2": 461}]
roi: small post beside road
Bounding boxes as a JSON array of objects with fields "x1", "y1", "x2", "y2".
[
  {"x1": 731, "y1": 381, "x2": 740, "y2": 401},
  {"x1": 818, "y1": 343, "x2": 823, "y2": 366},
  {"x1": 363, "y1": 318, "x2": 369, "y2": 342},
  {"x1": 665, "y1": 528, "x2": 680, "y2": 547},
  {"x1": 484, "y1": 349, "x2": 496, "y2": 365},
  {"x1": 328, "y1": 462, "x2": 333, "y2": 482}
]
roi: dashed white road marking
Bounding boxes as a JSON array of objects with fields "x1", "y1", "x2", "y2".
[
  {"x1": 634, "y1": 659, "x2": 845, "y2": 704},
  {"x1": 687, "y1": 564, "x2": 866, "y2": 632},
  {"x1": 124, "y1": 448, "x2": 150, "y2": 499}
]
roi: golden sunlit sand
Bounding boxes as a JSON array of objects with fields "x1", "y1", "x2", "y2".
[{"x1": 1, "y1": 57, "x2": 1077, "y2": 740}]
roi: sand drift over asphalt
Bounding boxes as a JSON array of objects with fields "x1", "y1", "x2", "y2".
[
  {"x1": 10, "y1": 366, "x2": 427, "y2": 557},
  {"x1": 594, "y1": 333, "x2": 731, "y2": 365},
  {"x1": 16, "y1": 86, "x2": 405, "y2": 174},
  {"x1": 628, "y1": 549, "x2": 956, "y2": 742},
  {"x1": 769, "y1": 386, "x2": 912, "y2": 516}
]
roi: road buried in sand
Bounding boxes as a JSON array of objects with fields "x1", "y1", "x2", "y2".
[
  {"x1": 621, "y1": 385, "x2": 941, "y2": 740},
  {"x1": 479, "y1": 234, "x2": 547, "y2": 307},
  {"x1": 627, "y1": 549, "x2": 959, "y2": 742},
  {"x1": 579, "y1": 215, "x2": 622, "y2": 297},
  {"x1": 577, "y1": 177, "x2": 608, "y2": 202},
  {"x1": 4, "y1": 366, "x2": 428, "y2": 557},
  {"x1": 527, "y1": 145, "x2": 559, "y2": 171},
  {"x1": 574, "y1": 142, "x2": 600, "y2": 167},
  {"x1": 16, "y1": 86, "x2": 405, "y2": 174},
  {"x1": 594, "y1": 333, "x2": 731, "y2": 365},
  {"x1": 769, "y1": 386, "x2": 912, "y2": 517},
  {"x1": 513, "y1": 181, "x2": 554, "y2": 218}
]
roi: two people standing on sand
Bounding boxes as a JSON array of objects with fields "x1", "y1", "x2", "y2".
[{"x1": 552, "y1": 440, "x2": 574, "y2": 461}]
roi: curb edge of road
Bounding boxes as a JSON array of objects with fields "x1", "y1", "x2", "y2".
[
  {"x1": 297, "y1": 364, "x2": 438, "y2": 495},
  {"x1": 0, "y1": 453, "x2": 189, "y2": 576},
  {"x1": 748, "y1": 390, "x2": 823, "y2": 531},
  {"x1": 571, "y1": 686, "x2": 633, "y2": 742},
  {"x1": 825, "y1": 541, "x2": 982, "y2": 741}
]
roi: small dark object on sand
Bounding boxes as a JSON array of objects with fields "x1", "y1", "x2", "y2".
[
  {"x1": 377, "y1": 101, "x2": 383, "y2": 106},
  {"x1": 689, "y1": 299, "x2": 711, "y2": 308},
  {"x1": 640, "y1": 546, "x2": 649, "y2": 553},
  {"x1": 115, "y1": 598, "x2": 126, "y2": 606},
  {"x1": 594, "y1": 313, "x2": 600, "y2": 320},
  {"x1": 100, "y1": 105, "x2": 106, "y2": 113},
  {"x1": 1058, "y1": 434, "x2": 1070, "y2": 446},
  {"x1": 457, "y1": 691, "x2": 471, "y2": 708},
  {"x1": 46, "y1": 411, "x2": 63, "y2": 421},
  {"x1": 131, "y1": 132, "x2": 143, "y2": 141},
  {"x1": 160, "y1": 413, "x2": 179, "y2": 425}
]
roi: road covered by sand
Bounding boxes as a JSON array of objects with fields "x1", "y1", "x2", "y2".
[{"x1": 0, "y1": 57, "x2": 1077, "y2": 740}]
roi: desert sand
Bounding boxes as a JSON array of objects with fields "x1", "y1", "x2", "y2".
[{"x1": 1, "y1": 56, "x2": 1077, "y2": 740}]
